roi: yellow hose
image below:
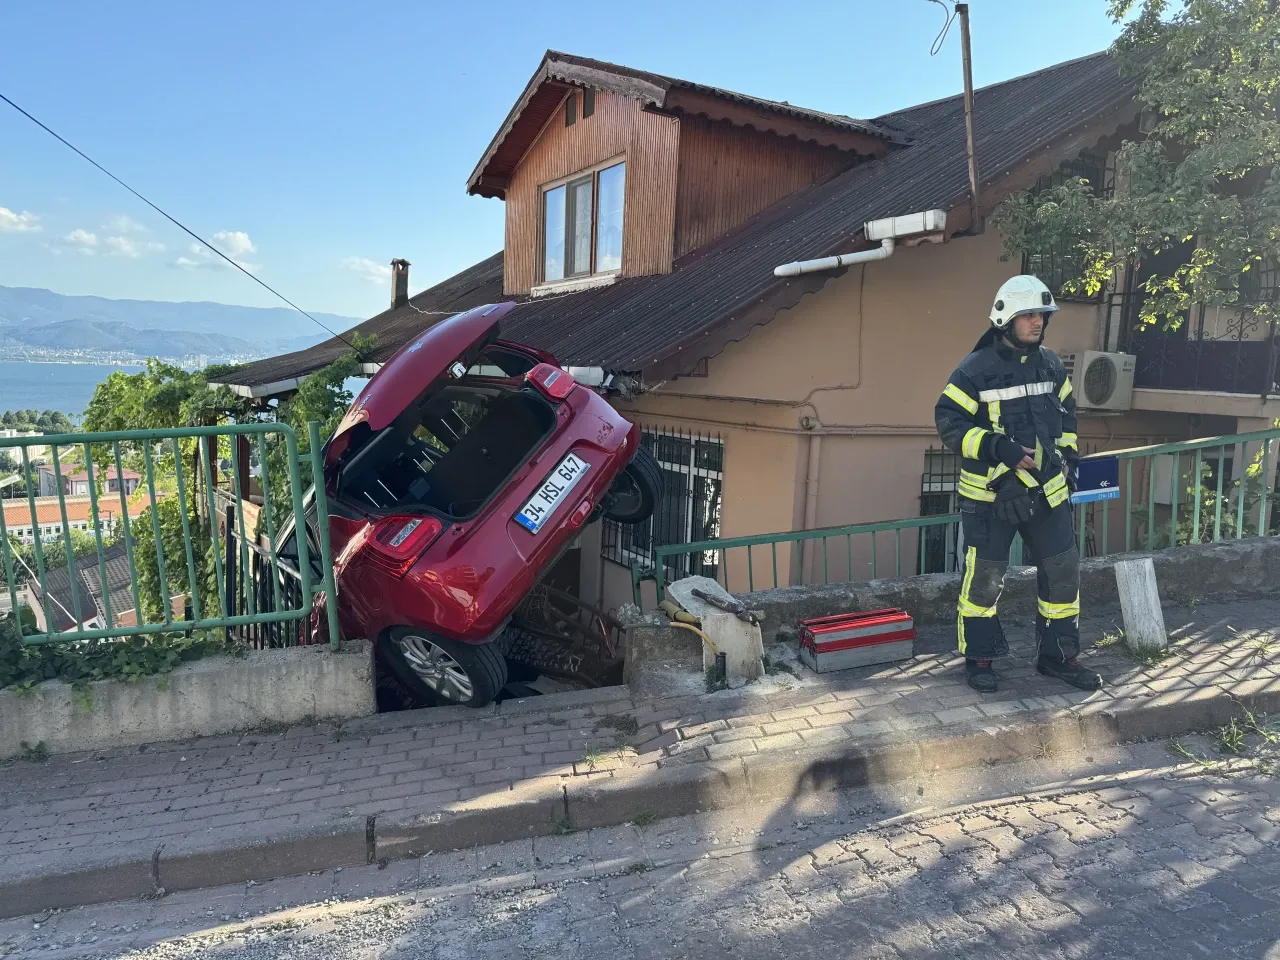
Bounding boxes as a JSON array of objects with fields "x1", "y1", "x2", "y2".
[{"x1": 668, "y1": 620, "x2": 718, "y2": 655}]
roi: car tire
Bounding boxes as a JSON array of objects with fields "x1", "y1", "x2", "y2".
[
  {"x1": 601, "y1": 446, "x2": 664, "y2": 524},
  {"x1": 381, "y1": 628, "x2": 508, "y2": 708}
]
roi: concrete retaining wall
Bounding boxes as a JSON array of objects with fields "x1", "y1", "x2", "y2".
[
  {"x1": 740, "y1": 537, "x2": 1280, "y2": 640},
  {"x1": 0, "y1": 641, "x2": 376, "y2": 759}
]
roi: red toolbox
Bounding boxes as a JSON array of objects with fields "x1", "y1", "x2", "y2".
[{"x1": 798, "y1": 608, "x2": 915, "y2": 673}]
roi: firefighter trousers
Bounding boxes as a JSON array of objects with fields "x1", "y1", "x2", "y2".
[{"x1": 957, "y1": 498, "x2": 1081, "y2": 663}]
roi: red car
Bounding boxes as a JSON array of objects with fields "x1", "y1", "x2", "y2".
[{"x1": 293, "y1": 302, "x2": 660, "y2": 707}]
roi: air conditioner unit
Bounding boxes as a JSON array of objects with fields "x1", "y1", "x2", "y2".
[{"x1": 1059, "y1": 351, "x2": 1136, "y2": 412}]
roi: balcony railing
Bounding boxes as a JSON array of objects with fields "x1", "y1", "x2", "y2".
[{"x1": 1118, "y1": 294, "x2": 1280, "y2": 398}]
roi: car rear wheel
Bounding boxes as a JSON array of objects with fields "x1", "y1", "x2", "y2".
[
  {"x1": 601, "y1": 446, "x2": 664, "y2": 524},
  {"x1": 382, "y1": 628, "x2": 508, "y2": 708}
]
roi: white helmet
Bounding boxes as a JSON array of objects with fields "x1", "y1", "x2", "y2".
[{"x1": 989, "y1": 275, "x2": 1057, "y2": 329}]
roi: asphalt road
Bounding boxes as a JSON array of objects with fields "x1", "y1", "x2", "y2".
[{"x1": 3, "y1": 732, "x2": 1279, "y2": 960}]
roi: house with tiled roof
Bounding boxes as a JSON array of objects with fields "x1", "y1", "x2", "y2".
[
  {"x1": 2, "y1": 495, "x2": 149, "y2": 546},
  {"x1": 35, "y1": 464, "x2": 141, "y2": 499},
  {"x1": 215, "y1": 49, "x2": 1280, "y2": 611}
]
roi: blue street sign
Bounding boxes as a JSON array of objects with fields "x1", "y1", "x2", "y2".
[{"x1": 1071, "y1": 454, "x2": 1121, "y2": 505}]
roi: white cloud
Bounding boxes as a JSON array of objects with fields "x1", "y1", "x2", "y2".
[
  {"x1": 60, "y1": 229, "x2": 99, "y2": 254},
  {"x1": 212, "y1": 230, "x2": 256, "y2": 257},
  {"x1": 172, "y1": 236, "x2": 259, "y2": 273},
  {"x1": 106, "y1": 214, "x2": 146, "y2": 234},
  {"x1": 342, "y1": 256, "x2": 393, "y2": 284},
  {"x1": 0, "y1": 207, "x2": 41, "y2": 233},
  {"x1": 105, "y1": 235, "x2": 165, "y2": 258}
]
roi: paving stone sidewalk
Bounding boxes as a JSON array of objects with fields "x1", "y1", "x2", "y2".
[{"x1": 3, "y1": 598, "x2": 1279, "y2": 915}]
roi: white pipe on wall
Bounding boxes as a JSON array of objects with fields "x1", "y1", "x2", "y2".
[{"x1": 774, "y1": 239, "x2": 895, "y2": 278}]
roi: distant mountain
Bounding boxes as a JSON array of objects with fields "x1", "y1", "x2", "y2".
[
  {"x1": 0, "y1": 285, "x2": 359, "y2": 360},
  {"x1": 11, "y1": 319, "x2": 260, "y2": 359}
]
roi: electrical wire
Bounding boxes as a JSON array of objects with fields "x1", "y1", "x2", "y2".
[
  {"x1": 0, "y1": 91, "x2": 358, "y2": 351},
  {"x1": 927, "y1": 0, "x2": 959, "y2": 56}
]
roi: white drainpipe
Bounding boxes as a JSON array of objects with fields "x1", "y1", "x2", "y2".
[
  {"x1": 773, "y1": 210, "x2": 948, "y2": 279},
  {"x1": 774, "y1": 239, "x2": 895, "y2": 278}
]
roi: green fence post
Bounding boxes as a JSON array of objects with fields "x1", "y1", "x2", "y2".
[
  {"x1": 113, "y1": 441, "x2": 145, "y2": 629},
  {"x1": 1169, "y1": 451, "x2": 1180, "y2": 547},
  {"x1": 170, "y1": 438, "x2": 201, "y2": 623},
  {"x1": 1236, "y1": 440, "x2": 1248, "y2": 538},
  {"x1": 1077, "y1": 501, "x2": 1086, "y2": 555},
  {"x1": 281, "y1": 428, "x2": 315, "y2": 631},
  {"x1": 1125, "y1": 459, "x2": 1134, "y2": 553},
  {"x1": 228, "y1": 438, "x2": 254, "y2": 619},
  {"x1": 1147, "y1": 455, "x2": 1157, "y2": 551},
  {"x1": 82, "y1": 443, "x2": 113, "y2": 630},
  {"x1": 256, "y1": 433, "x2": 284, "y2": 615},
  {"x1": 308, "y1": 422, "x2": 342, "y2": 651},
  {"x1": 50, "y1": 444, "x2": 85, "y2": 630},
  {"x1": 142, "y1": 442, "x2": 173, "y2": 626},
  {"x1": 1192, "y1": 448, "x2": 1203, "y2": 544},
  {"x1": 0, "y1": 468, "x2": 20, "y2": 632},
  {"x1": 1260, "y1": 436, "x2": 1275, "y2": 537},
  {"x1": 20, "y1": 446, "x2": 52, "y2": 632},
  {"x1": 1101, "y1": 494, "x2": 1109, "y2": 557},
  {"x1": 200, "y1": 435, "x2": 228, "y2": 624},
  {"x1": 1214, "y1": 444, "x2": 1226, "y2": 542}
]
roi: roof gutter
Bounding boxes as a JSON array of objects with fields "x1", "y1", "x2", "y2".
[{"x1": 773, "y1": 210, "x2": 948, "y2": 278}]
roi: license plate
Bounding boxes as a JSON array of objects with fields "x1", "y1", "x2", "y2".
[{"x1": 515, "y1": 454, "x2": 589, "y2": 534}]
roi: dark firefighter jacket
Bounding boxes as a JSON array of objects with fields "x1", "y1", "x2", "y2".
[{"x1": 934, "y1": 338, "x2": 1078, "y2": 508}]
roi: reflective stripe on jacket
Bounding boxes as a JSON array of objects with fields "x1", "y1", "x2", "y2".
[{"x1": 934, "y1": 340, "x2": 1078, "y2": 507}]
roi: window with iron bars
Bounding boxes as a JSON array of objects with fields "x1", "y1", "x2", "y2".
[
  {"x1": 601, "y1": 426, "x2": 723, "y2": 583},
  {"x1": 919, "y1": 446, "x2": 961, "y2": 575},
  {"x1": 1021, "y1": 152, "x2": 1112, "y2": 303}
]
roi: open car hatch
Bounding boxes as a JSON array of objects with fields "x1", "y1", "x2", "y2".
[{"x1": 325, "y1": 302, "x2": 518, "y2": 469}]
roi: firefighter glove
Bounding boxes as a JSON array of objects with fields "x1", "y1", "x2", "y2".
[
  {"x1": 993, "y1": 476, "x2": 1036, "y2": 526},
  {"x1": 990, "y1": 435, "x2": 1028, "y2": 470}
]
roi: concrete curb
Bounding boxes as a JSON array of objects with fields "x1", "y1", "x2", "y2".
[{"x1": 5, "y1": 676, "x2": 1280, "y2": 918}]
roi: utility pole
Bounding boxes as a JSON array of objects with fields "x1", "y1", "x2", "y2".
[{"x1": 957, "y1": 3, "x2": 982, "y2": 233}]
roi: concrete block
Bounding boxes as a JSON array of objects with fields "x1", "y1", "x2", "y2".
[
  {"x1": 667, "y1": 576, "x2": 764, "y2": 683},
  {"x1": 916, "y1": 715, "x2": 1081, "y2": 773},
  {"x1": 1104, "y1": 687, "x2": 1241, "y2": 743},
  {"x1": 0, "y1": 641, "x2": 376, "y2": 760},
  {"x1": 564, "y1": 759, "x2": 749, "y2": 830},
  {"x1": 159, "y1": 827, "x2": 369, "y2": 893},
  {"x1": 1115, "y1": 557, "x2": 1168, "y2": 653},
  {"x1": 375, "y1": 780, "x2": 565, "y2": 860},
  {"x1": 741, "y1": 738, "x2": 922, "y2": 800},
  {"x1": 0, "y1": 858, "x2": 155, "y2": 919}
]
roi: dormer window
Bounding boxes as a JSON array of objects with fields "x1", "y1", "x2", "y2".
[{"x1": 541, "y1": 160, "x2": 626, "y2": 283}]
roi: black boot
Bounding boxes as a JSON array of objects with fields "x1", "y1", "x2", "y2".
[
  {"x1": 965, "y1": 658, "x2": 998, "y2": 693},
  {"x1": 1036, "y1": 656, "x2": 1103, "y2": 691}
]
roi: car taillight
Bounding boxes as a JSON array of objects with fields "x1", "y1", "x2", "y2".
[
  {"x1": 368, "y1": 515, "x2": 445, "y2": 576},
  {"x1": 526, "y1": 363, "x2": 576, "y2": 401}
]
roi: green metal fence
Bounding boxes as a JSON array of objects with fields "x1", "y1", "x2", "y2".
[
  {"x1": 0, "y1": 422, "x2": 340, "y2": 649},
  {"x1": 630, "y1": 426, "x2": 1280, "y2": 607}
]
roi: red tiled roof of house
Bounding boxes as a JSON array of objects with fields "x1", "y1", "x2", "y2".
[{"x1": 2, "y1": 495, "x2": 149, "y2": 529}]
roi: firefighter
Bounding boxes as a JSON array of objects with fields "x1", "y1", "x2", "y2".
[{"x1": 934, "y1": 275, "x2": 1104, "y2": 694}]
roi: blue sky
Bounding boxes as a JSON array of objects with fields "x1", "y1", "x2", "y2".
[{"x1": 0, "y1": 1, "x2": 1122, "y2": 326}]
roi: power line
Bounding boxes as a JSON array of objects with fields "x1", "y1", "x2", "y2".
[
  {"x1": 927, "y1": 0, "x2": 959, "y2": 56},
  {"x1": 0, "y1": 91, "x2": 358, "y2": 351}
]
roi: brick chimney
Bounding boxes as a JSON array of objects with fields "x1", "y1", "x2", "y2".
[{"x1": 390, "y1": 259, "x2": 410, "y2": 309}]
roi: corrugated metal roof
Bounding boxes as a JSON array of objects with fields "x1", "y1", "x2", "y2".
[{"x1": 223, "y1": 51, "x2": 1133, "y2": 391}]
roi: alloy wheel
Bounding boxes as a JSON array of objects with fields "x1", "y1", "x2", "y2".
[{"x1": 395, "y1": 634, "x2": 475, "y2": 702}]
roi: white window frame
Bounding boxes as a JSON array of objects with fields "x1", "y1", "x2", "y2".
[{"x1": 537, "y1": 155, "x2": 626, "y2": 288}]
